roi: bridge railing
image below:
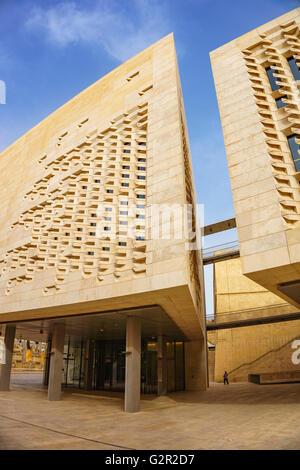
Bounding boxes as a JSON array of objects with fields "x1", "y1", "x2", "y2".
[{"x1": 202, "y1": 240, "x2": 239, "y2": 259}]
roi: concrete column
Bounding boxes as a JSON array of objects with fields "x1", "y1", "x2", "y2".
[
  {"x1": 0, "y1": 325, "x2": 16, "y2": 391},
  {"x1": 83, "y1": 339, "x2": 94, "y2": 391},
  {"x1": 48, "y1": 323, "x2": 65, "y2": 401},
  {"x1": 157, "y1": 335, "x2": 167, "y2": 396},
  {"x1": 185, "y1": 336, "x2": 208, "y2": 391},
  {"x1": 124, "y1": 316, "x2": 141, "y2": 413}
]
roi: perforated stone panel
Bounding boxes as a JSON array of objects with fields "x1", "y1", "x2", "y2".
[
  {"x1": 0, "y1": 103, "x2": 148, "y2": 296},
  {"x1": 0, "y1": 34, "x2": 206, "y2": 353}
]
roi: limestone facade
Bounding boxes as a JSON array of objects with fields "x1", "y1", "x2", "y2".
[
  {"x1": 210, "y1": 8, "x2": 300, "y2": 308},
  {"x1": 0, "y1": 34, "x2": 207, "y2": 390},
  {"x1": 209, "y1": 256, "x2": 300, "y2": 383}
]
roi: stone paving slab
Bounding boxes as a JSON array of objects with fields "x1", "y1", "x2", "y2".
[{"x1": 0, "y1": 380, "x2": 300, "y2": 449}]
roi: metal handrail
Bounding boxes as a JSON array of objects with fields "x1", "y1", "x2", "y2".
[{"x1": 202, "y1": 240, "x2": 239, "y2": 258}]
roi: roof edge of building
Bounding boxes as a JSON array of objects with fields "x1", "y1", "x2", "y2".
[{"x1": 209, "y1": 7, "x2": 300, "y2": 58}]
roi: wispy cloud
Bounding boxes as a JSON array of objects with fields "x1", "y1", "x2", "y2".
[{"x1": 25, "y1": 0, "x2": 171, "y2": 62}]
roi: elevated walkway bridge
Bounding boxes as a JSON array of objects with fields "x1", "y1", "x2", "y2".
[{"x1": 202, "y1": 219, "x2": 299, "y2": 331}]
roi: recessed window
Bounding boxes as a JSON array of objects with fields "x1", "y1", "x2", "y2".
[
  {"x1": 138, "y1": 158, "x2": 146, "y2": 162},
  {"x1": 120, "y1": 211, "x2": 128, "y2": 215},
  {"x1": 266, "y1": 66, "x2": 281, "y2": 91},
  {"x1": 122, "y1": 174, "x2": 129, "y2": 178},
  {"x1": 105, "y1": 216, "x2": 112, "y2": 221},
  {"x1": 82, "y1": 186, "x2": 87, "y2": 190},
  {"x1": 88, "y1": 251, "x2": 94, "y2": 256},
  {"x1": 120, "y1": 201, "x2": 128, "y2": 206},
  {"x1": 77, "y1": 237, "x2": 82, "y2": 241},
  {"x1": 120, "y1": 221, "x2": 128, "y2": 225},
  {"x1": 90, "y1": 223, "x2": 96, "y2": 227},
  {"x1": 122, "y1": 166, "x2": 130, "y2": 170},
  {"x1": 107, "y1": 189, "x2": 114, "y2": 193},
  {"x1": 127, "y1": 71, "x2": 139, "y2": 82},
  {"x1": 89, "y1": 232, "x2": 96, "y2": 236},
  {"x1": 91, "y1": 213, "x2": 97, "y2": 217},
  {"x1": 122, "y1": 183, "x2": 129, "y2": 187},
  {"x1": 287, "y1": 56, "x2": 300, "y2": 81},
  {"x1": 78, "y1": 118, "x2": 89, "y2": 128},
  {"x1": 119, "y1": 242, "x2": 127, "y2": 247},
  {"x1": 136, "y1": 236, "x2": 145, "y2": 241},
  {"x1": 102, "y1": 247, "x2": 110, "y2": 251},
  {"x1": 104, "y1": 227, "x2": 111, "y2": 231},
  {"x1": 287, "y1": 134, "x2": 300, "y2": 172},
  {"x1": 95, "y1": 179, "x2": 101, "y2": 183},
  {"x1": 124, "y1": 150, "x2": 131, "y2": 154},
  {"x1": 105, "y1": 207, "x2": 112, "y2": 212},
  {"x1": 136, "y1": 214, "x2": 145, "y2": 219},
  {"x1": 275, "y1": 96, "x2": 288, "y2": 109},
  {"x1": 137, "y1": 194, "x2": 145, "y2": 199},
  {"x1": 138, "y1": 167, "x2": 146, "y2": 171},
  {"x1": 78, "y1": 228, "x2": 83, "y2": 232},
  {"x1": 137, "y1": 204, "x2": 145, "y2": 208},
  {"x1": 138, "y1": 175, "x2": 145, "y2": 180}
]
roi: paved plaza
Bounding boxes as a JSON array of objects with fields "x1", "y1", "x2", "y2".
[{"x1": 0, "y1": 373, "x2": 299, "y2": 449}]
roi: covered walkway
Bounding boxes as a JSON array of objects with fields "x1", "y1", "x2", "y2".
[{"x1": 0, "y1": 305, "x2": 206, "y2": 413}]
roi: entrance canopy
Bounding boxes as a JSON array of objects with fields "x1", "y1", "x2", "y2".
[{"x1": 4, "y1": 305, "x2": 187, "y2": 343}]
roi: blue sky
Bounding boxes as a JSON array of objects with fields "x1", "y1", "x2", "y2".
[{"x1": 0, "y1": 0, "x2": 298, "y2": 314}]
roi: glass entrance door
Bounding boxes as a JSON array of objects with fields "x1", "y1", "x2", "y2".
[
  {"x1": 166, "y1": 341, "x2": 185, "y2": 392},
  {"x1": 141, "y1": 341, "x2": 157, "y2": 394},
  {"x1": 94, "y1": 341, "x2": 125, "y2": 392},
  {"x1": 93, "y1": 339, "x2": 158, "y2": 393},
  {"x1": 62, "y1": 338, "x2": 85, "y2": 388}
]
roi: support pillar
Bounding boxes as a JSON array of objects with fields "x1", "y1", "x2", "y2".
[
  {"x1": 185, "y1": 336, "x2": 208, "y2": 391},
  {"x1": 0, "y1": 325, "x2": 16, "y2": 391},
  {"x1": 157, "y1": 335, "x2": 167, "y2": 396},
  {"x1": 124, "y1": 316, "x2": 141, "y2": 413},
  {"x1": 83, "y1": 339, "x2": 94, "y2": 391},
  {"x1": 48, "y1": 323, "x2": 65, "y2": 401}
]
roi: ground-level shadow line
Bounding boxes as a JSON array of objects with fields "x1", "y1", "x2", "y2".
[{"x1": 0, "y1": 413, "x2": 135, "y2": 450}]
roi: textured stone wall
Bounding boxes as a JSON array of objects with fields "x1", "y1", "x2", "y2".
[
  {"x1": 213, "y1": 256, "x2": 300, "y2": 382},
  {"x1": 210, "y1": 8, "x2": 300, "y2": 308}
]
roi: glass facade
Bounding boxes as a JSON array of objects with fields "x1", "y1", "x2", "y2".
[
  {"x1": 166, "y1": 341, "x2": 185, "y2": 392},
  {"x1": 287, "y1": 134, "x2": 300, "y2": 172},
  {"x1": 60, "y1": 337, "x2": 185, "y2": 393},
  {"x1": 287, "y1": 56, "x2": 300, "y2": 81},
  {"x1": 62, "y1": 338, "x2": 85, "y2": 388},
  {"x1": 93, "y1": 340, "x2": 126, "y2": 392},
  {"x1": 266, "y1": 66, "x2": 281, "y2": 91},
  {"x1": 275, "y1": 96, "x2": 288, "y2": 109}
]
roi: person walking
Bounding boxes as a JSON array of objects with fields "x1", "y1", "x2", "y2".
[{"x1": 223, "y1": 371, "x2": 229, "y2": 385}]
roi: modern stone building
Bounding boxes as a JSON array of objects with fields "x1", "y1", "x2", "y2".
[
  {"x1": 210, "y1": 8, "x2": 300, "y2": 309},
  {"x1": 208, "y1": 254, "x2": 300, "y2": 383},
  {"x1": 0, "y1": 34, "x2": 207, "y2": 411}
]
